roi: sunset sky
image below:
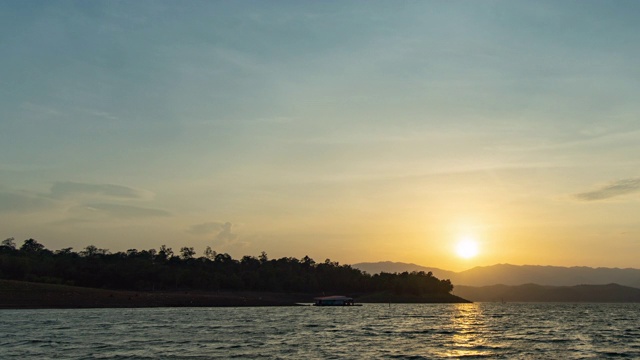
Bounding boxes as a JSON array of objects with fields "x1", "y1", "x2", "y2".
[{"x1": 2, "y1": 1, "x2": 639, "y2": 271}]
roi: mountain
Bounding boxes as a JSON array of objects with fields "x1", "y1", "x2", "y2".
[
  {"x1": 453, "y1": 283, "x2": 640, "y2": 302},
  {"x1": 352, "y1": 262, "x2": 640, "y2": 288},
  {"x1": 454, "y1": 264, "x2": 640, "y2": 287}
]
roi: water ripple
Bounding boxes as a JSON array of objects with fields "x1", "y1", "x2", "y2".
[{"x1": 1, "y1": 303, "x2": 639, "y2": 359}]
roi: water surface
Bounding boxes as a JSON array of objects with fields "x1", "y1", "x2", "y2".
[{"x1": 1, "y1": 303, "x2": 639, "y2": 359}]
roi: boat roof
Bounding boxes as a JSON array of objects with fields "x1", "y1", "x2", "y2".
[{"x1": 314, "y1": 295, "x2": 353, "y2": 300}]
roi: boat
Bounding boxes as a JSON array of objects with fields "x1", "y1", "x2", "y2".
[{"x1": 313, "y1": 295, "x2": 362, "y2": 306}]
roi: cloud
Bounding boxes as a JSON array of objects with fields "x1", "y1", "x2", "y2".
[
  {"x1": 190, "y1": 221, "x2": 238, "y2": 245},
  {"x1": 187, "y1": 221, "x2": 238, "y2": 244},
  {"x1": 189, "y1": 221, "x2": 241, "y2": 247},
  {"x1": 80, "y1": 108, "x2": 119, "y2": 121},
  {"x1": 214, "y1": 222, "x2": 237, "y2": 244},
  {"x1": 188, "y1": 222, "x2": 225, "y2": 235},
  {"x1": 0, "y1": 191, "x2": 53, "y2": 213},
  {"x1": 48, "y1": 182, "x2": 164, "y2": 219},
  {"x1": 79, "y1": 203, "x2": 170, "y2": 218},
  {"x1": 574, "y1": 178, "x2": 640, "y2": 201},
  {"x1": 50, "y1": 181, "x2": 149, "y2": 199},
  {"x1": 0, "y1": 182, "x2": 165, "y2": 224}
]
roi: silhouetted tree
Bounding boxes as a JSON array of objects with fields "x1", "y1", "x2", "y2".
[
  {"x1": 55, "y1": 247, "x2": 74, "y2": 255},
  {"x1": 203, "y1": 246, "x2": 216, "y2": 260},
  {"x1": 0, "y1": 238, "x2": 456, "y2": 296},
  {"x1": 79, "y1": 245, "x2": 109, "y2": 257},
  {"x1": 158, "y1": 245, "x2": 173, "y2": 260},
  {"x1": 1, "y1": 237, "x2": 16, "y2": 250},
  {"x1": 259, "y1": 251, "x2": 268, "y2": 263},
  {"x1": 20, "y1": 238, "x2": 44, "y2": 253},
  {"x1": 180, "y1": 247, "x2": 195, "y2": 260}
]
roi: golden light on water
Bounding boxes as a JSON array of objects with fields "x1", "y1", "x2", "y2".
[{"x1": 444, "y1": 303, "x2": 490, "y2": 358}]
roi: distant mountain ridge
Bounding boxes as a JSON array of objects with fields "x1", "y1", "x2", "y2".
[
  {"x1": 352, "y1": 262, "x2": 640, "y2": 288},
  {"x1": 453, "y1": 283, "x2": 640, "y2": 302}
]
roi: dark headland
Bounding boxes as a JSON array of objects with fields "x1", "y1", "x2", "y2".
[{"x1": 0, "y1": 238, "x2": 471, "y2": 308}]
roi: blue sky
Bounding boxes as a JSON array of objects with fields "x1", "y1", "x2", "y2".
[{"x1": 1, "y1": 1, "x2": 640, "y2": 270}]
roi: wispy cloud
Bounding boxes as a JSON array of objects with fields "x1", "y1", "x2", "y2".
[
  {"x1": 0, "y1": 191, "x2": 53, "y2": 213},
  {"x1": 574, "y1": 178, "x2": 640, "y2": 201},
  {"x1": 188, "y1": 221, "x2": 225, "y2": 235},
  {"x1": 49, "y1": 181, "x2": 150, "y2": 199},
  {"x1": 79, "y1": 203, "x2": 170, "y2": 218},
  {"x1": 80, "y1": 108, "x2": 119, "y2": 121},
  {"x1": 0, "y1": 182, "x2": 168, "y2": 221},
  {"x1": 21, "y1": 101, "x2": 63, "y2": 117},
  {"x1": 188, "y1": 221, "x2": 238, "y2": 244},
  {"x1": 213, "y1": 222, "x2": 237, "y2": 244}
]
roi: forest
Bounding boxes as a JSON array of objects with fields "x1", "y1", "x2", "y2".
[{"x1": 0, "y1": 238, "x2": 454, "y2": 296}]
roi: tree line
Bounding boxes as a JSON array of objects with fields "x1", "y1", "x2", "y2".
[{"x1": 0, "y1": 238, "x2": 454, "y2": 296}]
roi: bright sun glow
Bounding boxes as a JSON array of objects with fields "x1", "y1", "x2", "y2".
[{"x1": 455, "y1": 237, "x2": 479, "y2": 259}]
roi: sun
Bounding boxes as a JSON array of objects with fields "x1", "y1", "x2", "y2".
[{"x1": 455, "y1": 237, "x2": 479, "y2": 259}]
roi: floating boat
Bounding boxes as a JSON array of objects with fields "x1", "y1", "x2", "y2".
[{"x1": 313, "y1": 295, "x2": 361, "y2": 306}]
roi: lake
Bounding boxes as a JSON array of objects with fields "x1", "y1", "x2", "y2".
[{"x1": 1, "y1": 303, "x2": 639, "y2": 359}]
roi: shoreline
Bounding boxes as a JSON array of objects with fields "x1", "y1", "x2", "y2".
[{"x1": 0, "y1": 279, "x2": 469, "y2": 309}]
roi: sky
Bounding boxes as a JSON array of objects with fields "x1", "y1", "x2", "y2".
[{"x1": 1, "y1": 1, "x2": 640, "y2": 271}]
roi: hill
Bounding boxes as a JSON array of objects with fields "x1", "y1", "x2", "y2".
[
  {"x1": 453, "y1": 283, "x2": 640, "y2": 302},
  {"x1": 353, "y1": 262, "x2": 640, "y2": 288}
]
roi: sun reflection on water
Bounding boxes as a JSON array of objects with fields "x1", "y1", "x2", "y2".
[{"x1": 440, "y1": 303, "x2": 494, "y2": 358}]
